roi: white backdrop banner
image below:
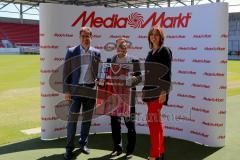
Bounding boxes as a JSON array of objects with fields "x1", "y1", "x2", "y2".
[{"x1": 40, "y1": 2, "x2": 228, "y2": 147}]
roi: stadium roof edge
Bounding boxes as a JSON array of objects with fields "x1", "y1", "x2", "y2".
[
  {"x1": 0, "y1": 0, "x2": 219, "y2": 8},
  {"x1": 1, "y1": 0, "x2": 238, "y2": 21},
  {"x1": 0, "y1": 17, "x2": 38, "y2": 25}
]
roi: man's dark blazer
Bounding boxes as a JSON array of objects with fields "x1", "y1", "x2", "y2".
[{"x1": 63, "y1": 45, "x2": 101, "y2": 98}]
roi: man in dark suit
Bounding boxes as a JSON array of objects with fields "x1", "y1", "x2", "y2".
[
  {"x1": 109, "y1": 38, "x2": 141, "y2": 159},
  {"x1": 63, "y1": 27, "x2": 101, "y2": 160}
]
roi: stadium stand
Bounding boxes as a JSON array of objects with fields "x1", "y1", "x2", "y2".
[
  {"x1": 0, "y1": 22, "x2": 39, "y2": 45},
  {"x1": 229, "y1": 12, "x2": 240, "y2": 60},
  {"x1": 0, "y1": 17, "x2": 39, "y2": 54}
]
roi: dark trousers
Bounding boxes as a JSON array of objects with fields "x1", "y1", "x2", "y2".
[
  {"x1": 110, "y1": 107, "x2": 136, "y2": 154},
  {"x1": 66, "y1": 96, "x2": 95, "y2": 152}
]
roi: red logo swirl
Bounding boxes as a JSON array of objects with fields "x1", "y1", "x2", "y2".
[{"x1": 128, "y1": 12, "x2": 144, "y2": 28}]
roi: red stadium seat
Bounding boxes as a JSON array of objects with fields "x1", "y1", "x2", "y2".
[{"x1": 0, "y1": 22, "x2": 39, "y2": 47}]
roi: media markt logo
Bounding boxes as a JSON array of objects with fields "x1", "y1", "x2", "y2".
[{"x1": 71, "y1": 11, "x2": 192, "y2": 28}]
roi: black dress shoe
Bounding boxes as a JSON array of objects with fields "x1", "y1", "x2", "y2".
[
  {"x1": 110, "y1": 149, "x2": 123, "y2": 157},
  {"x1": 63, "y1": 151, "x2": 73, "y2": 160},
  {"x1": 148, "y1": 154, "x2": 164, "y2": 160},
  {"x1": 156, "y1": 153, "x2": 165, "y2": 160},
  {"x1": 125, "y1": 153, "x2": 133, "y2": 159},
  {"x1": 79, "y1": 146, "x2": 90, "y2": 154}
]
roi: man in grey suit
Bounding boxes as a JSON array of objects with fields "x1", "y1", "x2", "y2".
[{"x1": 63, "y1": 27, "x2": 101, "y2": 160}]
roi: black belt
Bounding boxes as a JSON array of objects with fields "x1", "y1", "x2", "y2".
[{"x1": 78, "y1": 83, "x2": 95, "y2": 88}]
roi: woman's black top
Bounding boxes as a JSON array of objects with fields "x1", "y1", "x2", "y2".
[{"x1": 142, "y1": 46, "x2": 172, "y2": 104}]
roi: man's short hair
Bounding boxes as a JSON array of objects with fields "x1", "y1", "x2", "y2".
[
  {"x1": 79, "y1": 27, "x2": 92, "y2": 36},
  {"x1": 116, "y1": 37, "x2": 127, "y2": 48}
]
